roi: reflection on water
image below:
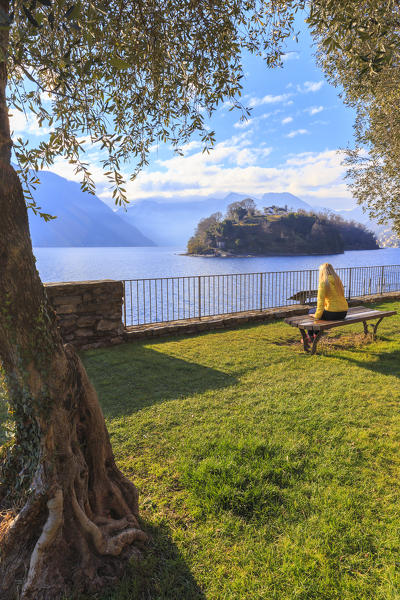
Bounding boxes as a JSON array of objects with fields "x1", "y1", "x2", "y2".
[{"x1": 34, "y1": 245, "x2": 400, "y2": 283}]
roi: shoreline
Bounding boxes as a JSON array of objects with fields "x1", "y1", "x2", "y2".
[{"x1": 182, "y1": 249, "x2": 381, "y2": 258}]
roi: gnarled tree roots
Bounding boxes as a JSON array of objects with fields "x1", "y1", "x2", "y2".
[{"x1": 0, "y1": 345, "x2": 147, "y2": 600}]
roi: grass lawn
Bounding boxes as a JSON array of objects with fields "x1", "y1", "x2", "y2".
[{"x1": 2, "y1": 300, "x2": 400, "y2": 599}]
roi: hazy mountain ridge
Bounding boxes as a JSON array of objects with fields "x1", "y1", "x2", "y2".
[
  {"x1": 28, "y1": 171, "x2": 155, "y2": 247},
  {"x1": 334, "y1": 206, "x2": 399, "y2": 248},
  {"x1": 25, "y1": 170, "x2": 397, "y2": 248}
]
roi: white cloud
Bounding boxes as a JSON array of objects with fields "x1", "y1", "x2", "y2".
[
  {"x1": 281, "y1": 52, "x2": 300, "y2": 62},
  {"x1": 10, "y1": 109, "x2": 52, "y2": 136},
  {"x1": 285, "y1": 129, "x2": 309, "y2": 138},
  {"x1": 298, "y1": 81, "x2": 324, "y2": 93},
  {"x1": 259, "y1": 147, "x2": 273, "y2": 158},
  {"x1": 281, "y1": 117, "x2": 293, "y2": 125},
  {"x1": 234, "y1": 118, "x2": 253, "y2": 129},
  {"x1": 40, "y1": 92, "x2": 53, "y2": 105},
  {"x1": 234, "y1": 111, "x2": 276, "y2": 130},
  {"x1": 44, "y1": 136, "x2": 353, "y2": 210},
  {"x1": 221, "y1": 100, "x2": 234, "y2": 110},
  {"x1": 180, "y1": 140, "x2": 203, "y2": 153},
  {"x1": 305, "y1": 106, "x2": 324, "y2": 115},
  {"x1": 47, "y1": 156, "x2": 110, "y2": 187},
  {"x1": 128, "y1": 146, "x2": 351, "y2": 208},
  {"x1": 248, "y1": 93, "x2": 292, "y2": 108}
]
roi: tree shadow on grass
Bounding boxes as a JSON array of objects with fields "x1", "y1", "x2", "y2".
[
  {"x1": 97, "y1": 521, "x2": 206, "y2": 600},
  {"x1": 81, "y1": 343, "x2": 237, "y2": 419},
  {"x1": 336, "y1": 348, "x2": 400, "y2": 379}
]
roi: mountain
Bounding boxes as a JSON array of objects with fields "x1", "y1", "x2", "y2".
[
  {"x1": 28, "y1": 171, "x2": 155, "y2": 247},
  {"x1": 223, "y1": 191, "x2": 313, "y2": 211},
  {"x1": 261, "y1": 192, "x2": 311, "y2": 211},
  {"x1": 119, "y1": 196, "x2": 232, "y2": 245},
  {"x1": 337, "y1": 206, "x2": 400, "y2": 247}
]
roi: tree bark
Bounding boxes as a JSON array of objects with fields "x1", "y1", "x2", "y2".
[{"x1": 0, "y1": 3, "x2": 146, "y2": 598}]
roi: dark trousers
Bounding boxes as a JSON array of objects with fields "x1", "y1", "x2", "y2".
[{"x1": 307, "y1": 308, "x2": 347, "y2": 337}]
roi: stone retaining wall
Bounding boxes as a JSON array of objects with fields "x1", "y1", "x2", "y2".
[
  {"x1": 43, "y1": 281, "x2": 400, "y2": 349},
  {"x1": 44, "y1": 280, "x2": 124, "y2": 350},
  {"x1": 123, "y1": 306, "x2": 307, "y2": 342}
]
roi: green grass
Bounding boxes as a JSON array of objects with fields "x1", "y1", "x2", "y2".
[{"x1": 3, "y1": 300, "x2": 400, "y2": 599}]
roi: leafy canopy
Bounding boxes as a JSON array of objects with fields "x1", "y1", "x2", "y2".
[
  {"x1": 307, "y1": 0, "x2": 400, "y2": 233},
  {"x1": 7, "y1": 0, "x2": 297, "y2": 212}
]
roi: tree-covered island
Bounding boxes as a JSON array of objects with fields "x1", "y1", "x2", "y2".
[{"x1": 187, "y1": 198, "x2": 379, "y2": 256}]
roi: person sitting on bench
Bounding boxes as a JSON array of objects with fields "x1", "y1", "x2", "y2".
[{"x1": 307, "y1": 263, "x2": 348, "y2": 340}]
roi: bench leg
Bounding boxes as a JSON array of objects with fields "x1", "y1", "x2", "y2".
[
  {"x1": 372, "y1": 317, "x2": 384, "y2": 339},
  {"x1": 310, "y1": 331, "x2": 323, "y2": 355},
  {"x1": 363, "y1": 318, "x2": 384, "y2": 339},
  {"x1": 300, "y1": 328, "x2": 310, "y2": 352}
]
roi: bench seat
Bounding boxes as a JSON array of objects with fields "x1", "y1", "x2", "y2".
[{"x1": 285, "y1": 305, "x2": 397, "y2": 354}]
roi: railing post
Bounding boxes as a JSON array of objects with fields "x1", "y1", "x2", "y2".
[
  {"x1": 380, "y1": 265, "x2": 385, "y2": 295},
  {"x1": 308, "y1": 269, "x2": 312, "y2": 295},
  {"x1": 348, "y1": 268, "x2": 352, "y2": 301},
  {"x1": 198, "y1": 276, "x2": 202, "y2": 319},
  {"x1": 123, "y1": 280, "x2": 126, "y2": 326},
  {"x1": 259, "y1": 272, "x2": 264, "y2": 311}
]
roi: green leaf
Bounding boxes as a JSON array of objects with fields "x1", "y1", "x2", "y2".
[
  {"x1": 39, "y1": 212, "x2": 57, "y2": 222},
  {"x1": 22, "y1": 69, "x2": 37, "y2": 84},
  {"x1": 110, "y1": 57, "x2": 131, "y2": 70},
  {"x1": 22, "y1": 5, "x2": 42, "y2": 28},
  {"x1": 64, "y1": 5, "x2": 80, "y2": 19}
]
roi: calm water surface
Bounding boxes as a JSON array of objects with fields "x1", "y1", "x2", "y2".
[{"x1": 34, "y1": 246, "x2": 400, "y2": 283}]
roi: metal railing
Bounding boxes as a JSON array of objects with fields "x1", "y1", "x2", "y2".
[{"x1": 123, "y1": 264, "x2": 400, "y2": 327}]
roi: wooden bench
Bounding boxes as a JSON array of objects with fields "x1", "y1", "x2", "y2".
[{"x1": 285, "y1": 305, "x2": 397, "y2": 355}]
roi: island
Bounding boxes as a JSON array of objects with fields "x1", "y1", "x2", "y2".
[{"x1": 186, "y1": 198, "x2": 379, "y2": 256}]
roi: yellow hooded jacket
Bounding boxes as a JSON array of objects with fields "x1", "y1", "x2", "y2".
[{"x1": 314, "y1": 274, "x2": 348, "y2": 320}]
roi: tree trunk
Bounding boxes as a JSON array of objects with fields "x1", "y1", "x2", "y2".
[{"x1": 0, "y1": 4, "x2": 146, "y2": 598}]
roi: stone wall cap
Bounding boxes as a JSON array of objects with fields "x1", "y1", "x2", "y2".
[{"x1": 45, "y1": 279, "x2": 120, "y2": 287}]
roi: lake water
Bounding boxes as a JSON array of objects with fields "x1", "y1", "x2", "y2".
[{"x1": 34, "y1": 246, "x2": 400, "y2": 283}]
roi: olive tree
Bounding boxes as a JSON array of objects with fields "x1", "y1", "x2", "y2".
[
  {"x1": 0, "y1": 1, "x2": 295, "y2": 598},
  {"x1": 307, "y1": 0, "x2": 400, "y2": 233}
]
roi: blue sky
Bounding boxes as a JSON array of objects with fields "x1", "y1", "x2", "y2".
[{"x1": 10, "y1": 17, "x2": 358, "y2": 211}]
